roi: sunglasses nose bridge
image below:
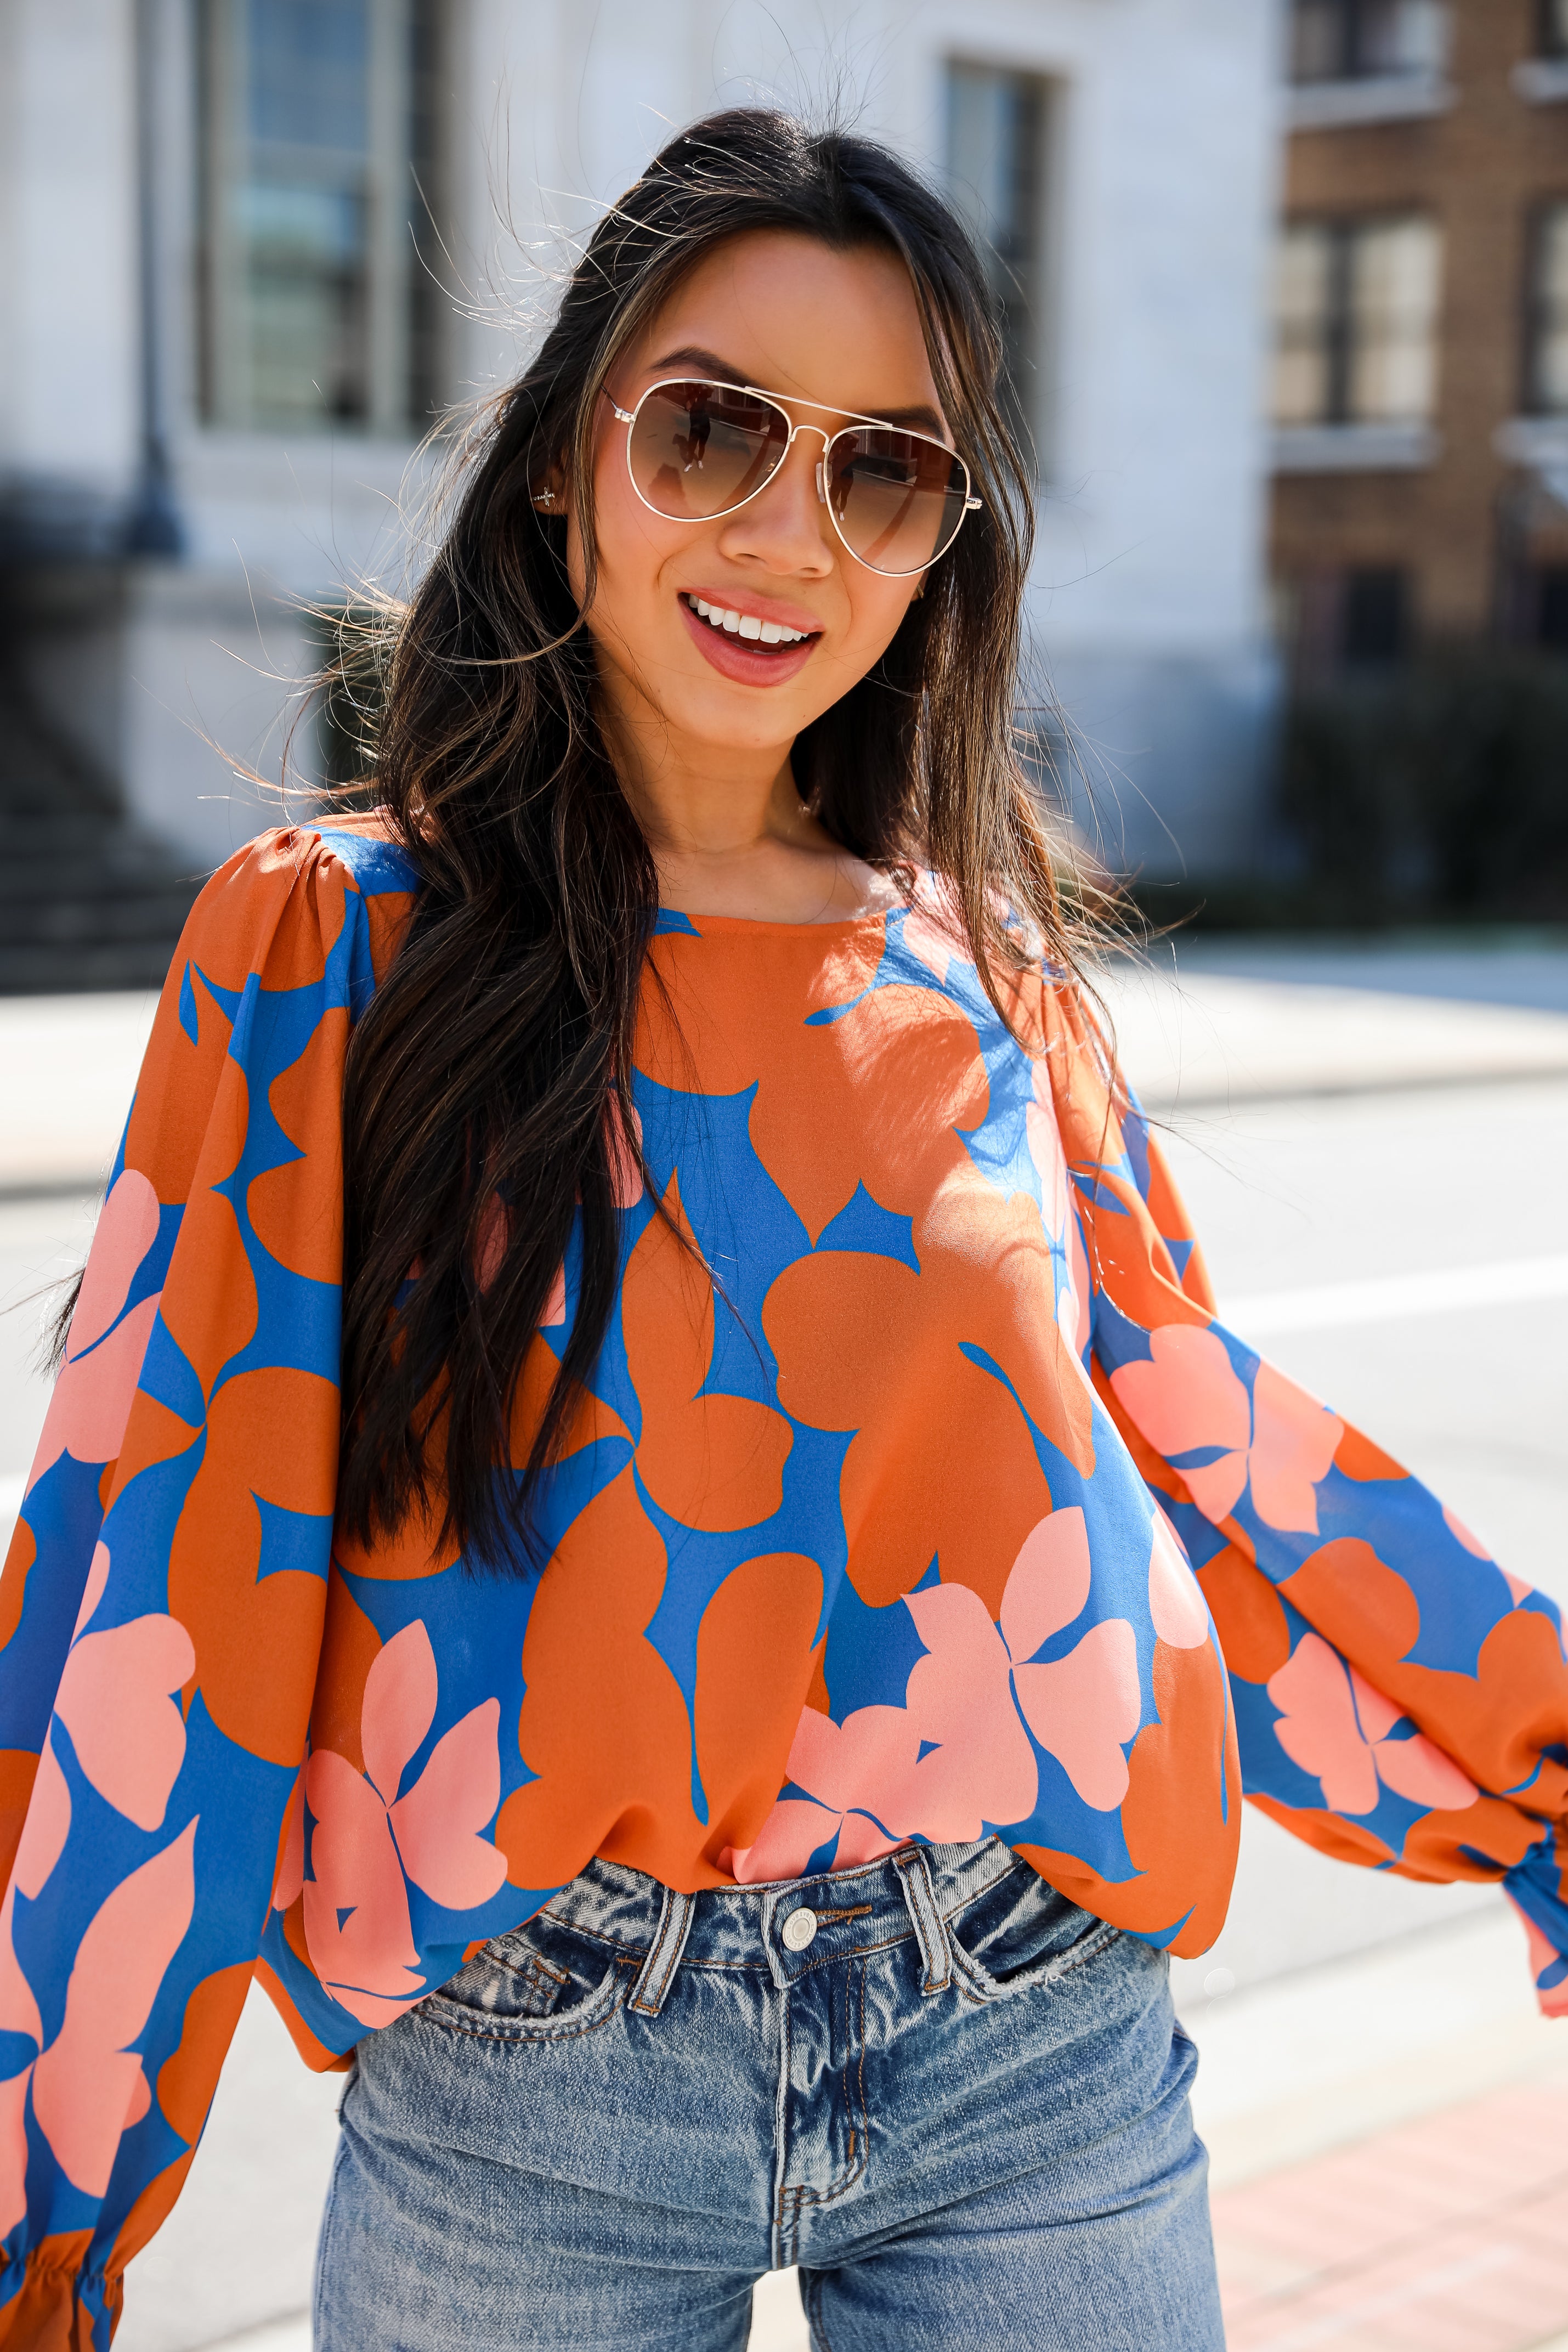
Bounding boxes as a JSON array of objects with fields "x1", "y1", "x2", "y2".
[{"x1": 777, "y1": 420, "x2": 833, "y2": 507}]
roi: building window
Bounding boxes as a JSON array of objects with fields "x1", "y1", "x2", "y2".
[
  {"x1": 1276, "y1": 566, "x2": 1411, "y2": 678},
  {"x1": 1272, "y1": 217, "x2": 1442, "y2": 426},
  {"x1": 196, "y1": 0, "x2": 441, "y2": 434},
  {"x1": 1341, "y1": 567, "x2": 1408, "y2": 664},
  {"x1": 1526, "y1": 203, "x2": 1568, "y2": 414},
  {"x1": 944, "y1": 62, "x2": 1049, "y2": 456},
  {"x1": 1289, "y1": 0, "x2": 1447, "y2": 82},
  {"x1": 1541, "y1": 0, "x2": 1568, "y2": 58}
]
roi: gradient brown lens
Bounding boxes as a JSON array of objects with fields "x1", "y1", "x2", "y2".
[
  {"x1": 627, "y1": 381, "x2": 788, "y2": 520},
  {"x1": 824, "y1": 428, "x2": 969, "y2": 574}
]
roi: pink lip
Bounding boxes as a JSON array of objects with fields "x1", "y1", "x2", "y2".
[{"x1": 678, "y1": 593, "x2": 822, "y2": 688}]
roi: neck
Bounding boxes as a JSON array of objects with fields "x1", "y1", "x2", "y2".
[
  {"x1": 609, "y1": 705, "x2": 804, "y2": 873},
  {"x1": 595, "y1": 664, "x2": 895, "y2": 927}
]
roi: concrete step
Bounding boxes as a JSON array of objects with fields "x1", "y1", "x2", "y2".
[
  {"x1": 0, "y1": 658, "x2": 206, "y2": 993},
  {"x1": 0, "y1": 814, "x2": 203, "y2": 994}
]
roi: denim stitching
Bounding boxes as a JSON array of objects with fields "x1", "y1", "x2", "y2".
[
  {"x1": 421, "y1": 1960, "x2": 631, "y2": 2046},
  {"x1": 535, "y1": 1912, "x2": 643, "y2": 1959},
  {"x1": 774, "y1": 1977, "x2": 796, "y2": 2266},
  {"x1": 786, "y1": 1924, "x2": 914, "y2": 1975},
  {"x1": 788, "y1": 1958, "x2": 870, "y2": 2219},
  {"x1": 501, "y1": 1945, "x2": 570, "y2": 1988},
  {"x1": 629, "y1": 1887, "x2": 694, "y2": 2016},
  {"x1": 949, "y1": 1914, "x2": 1120, "y2": 2005},
  {"x1": 894, "y1": 1847, "x2": 951, "y2": 1994}
]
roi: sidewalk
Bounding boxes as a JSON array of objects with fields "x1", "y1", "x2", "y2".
[
  {"x1": 5, "y1": 943, "x2": 1568, "y2": 1198},
  {"x1": 1192, "y1": 1907, "x2": 1568, "y2": 2352}
]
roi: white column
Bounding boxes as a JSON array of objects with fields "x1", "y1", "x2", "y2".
[{"x1": 1, "y1": 0, "x2": 140, "y2": 494}]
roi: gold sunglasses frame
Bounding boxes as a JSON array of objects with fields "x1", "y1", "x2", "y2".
[{"x1": 604, "y1": 377, "x2": 983, "y2": 579}]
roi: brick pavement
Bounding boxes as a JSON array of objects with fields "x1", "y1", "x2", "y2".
[{"x1": 1214, "y1": 2068, "x2": 1568, "y2": 2352}]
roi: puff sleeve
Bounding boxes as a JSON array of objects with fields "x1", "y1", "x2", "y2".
[
  {"x1": 1044, "y1": 980, "x2": 1568, "y2": 2020},
  {"x1": 0, "y1": 824, "x2": 411, "y2": 2345}
]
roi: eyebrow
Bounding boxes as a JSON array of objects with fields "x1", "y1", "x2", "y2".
[{"x1": 645, "y1": 345, "x2": 948, "y2": 440}]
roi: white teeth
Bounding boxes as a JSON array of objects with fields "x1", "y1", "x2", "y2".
[{"x1": 686, "y1": 595, "x2": 807, "y2": 646}]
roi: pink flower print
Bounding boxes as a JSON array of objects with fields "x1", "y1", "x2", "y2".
[
  {"x1": 55, "y1": 1612, "x2": 196, "y2": 1835},
  {"x1": 27, "y1": 1168, "x2": 162, "y2": 1489},
  {"x1": 304, "y1": 1621, "x2": 506, "y2": 2028},
  {"x1": 999, "y1": 1503, "x2": 1092, "y2": 1657},
  {"x1": 1147, "y1": 1509, "x2": 1211, "y2": 1649},
  {"x1": 1011, "y1": 1621, "x2": 1141, "y2": 1812},
  {"x1": 724, "y1": 1799, "x2": 858, "y2": 1884},
  {"x1": 0, "y1": 1862, "x2": 47, "y2": 2237},
  {"x1": 901, "y1": 1584, "x2": 1040, "y2": 1836},
  {"x1": 0, "y1": 2065, "x2": 29, "y2": 2241},
  {"x1": 303, "y1": 1751, "x2": 424, "y2": 2026},
  {"x1": 1110, "y1": 1327, "x2": 1249, "y2": 1518},
  {"x1": 0, "y1": 1786, "x2": 194, "y2": 2213},
  {"x1": 1110, "y1": 1325, "x2": 1342, "y2": 1535},
  {"x1": 27, "y1": 1541, "x2": 197, "y2": 1842},
  {"x1": 1000, "y1": 1507, "x2": 1142, "y2": 1812},
  {"x1": 736, "y1": 1707, "x2": 923, "y2": 1879},
  {"x1": 762, "y1": 1508, "x2": 1143, "y2": 1861},
  {"x1": 1248, "y1": 1362, "x2": 1343, "y2": 1532},
  {"x1": 1267, "y1": 1631, "x2": 1478, "y2": 1817},
  {"x1": 12, "y1": 1733, "x2": 73, "y2": 1906},
  {"x1": 29, "y1": 1819, "x2": 197, "y2": 2197}
]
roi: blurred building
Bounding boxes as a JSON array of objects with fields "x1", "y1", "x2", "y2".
[
  {"x1": 1270, "y1": 0, "x2": 1568, "y2": 675},
  {"x1": 0, "y1": 0, "x2": 1276, "y2": 986}
]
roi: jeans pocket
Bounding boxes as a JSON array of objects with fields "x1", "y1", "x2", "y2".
[
  {"x1": 946, "y1": 1859, "x2": 1119, "y2": 2004},
  {"x1": 420, "y1": 1920, "x2": 628, "y2": 2044}
]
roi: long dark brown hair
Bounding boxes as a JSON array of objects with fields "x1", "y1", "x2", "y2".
[{"x1": 331, "y1": 106, "x2": 1090, "y2": 1573}]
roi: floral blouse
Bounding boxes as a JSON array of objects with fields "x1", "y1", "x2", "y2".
[{"x1": 0, "y1": 817, "x2": 1563, "y2": 2343}]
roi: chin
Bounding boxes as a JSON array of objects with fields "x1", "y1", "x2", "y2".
[{"x1": 665, "y1": 681, "x2": 816, "y2": 748}]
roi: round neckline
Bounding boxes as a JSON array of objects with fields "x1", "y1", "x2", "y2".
[
  {"x1": 659, "y1": 903, "x2": 897, "y2": 935},
  {"x1": 663, "y1": 894, "x2": 907, "y2": 931}
]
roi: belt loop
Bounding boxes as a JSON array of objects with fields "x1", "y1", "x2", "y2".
[
  {"x1": 893, "y1": 1847, "x2": 951, "y2": 1996},
  {"x1": 629, "y1": 1884, "x2": 695, "y2": 2017}
]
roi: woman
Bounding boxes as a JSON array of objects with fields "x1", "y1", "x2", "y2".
[{"x1": 1, "y1": 111, "x2": 1563, "y2": 2351}]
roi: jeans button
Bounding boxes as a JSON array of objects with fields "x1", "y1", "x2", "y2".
[{"x1": 781, "y1": 1906, "x2": 819, "y2": 1952}]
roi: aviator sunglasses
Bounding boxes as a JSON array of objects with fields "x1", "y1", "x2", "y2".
[{"x1": 603, "y1": 377, "x2": 982, "y2": 578}]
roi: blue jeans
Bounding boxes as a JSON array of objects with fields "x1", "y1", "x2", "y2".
[{"x1": 314, "y1": 1840, "x2": 1222, "y2": 2349}]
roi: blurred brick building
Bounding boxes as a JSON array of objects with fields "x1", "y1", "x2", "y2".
[{"x1": 1271, "y1": 0, "x2": 1568, "y2": 676}]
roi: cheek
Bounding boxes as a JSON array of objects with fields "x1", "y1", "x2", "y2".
[
  {"x1": 577, "y1": 468, "x2": 688, "y2": 629},
  {"x1": 836, "y1": 582, "x2": 921, "y2": 671}
]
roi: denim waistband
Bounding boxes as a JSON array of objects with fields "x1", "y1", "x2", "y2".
[{"x1": 534, "y1": 1839, "x2": 1024, "y2": 2014}]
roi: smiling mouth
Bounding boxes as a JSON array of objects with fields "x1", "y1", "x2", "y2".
[{"x1": 680, "y1": 593, "x2": 820, "y2": 653}]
